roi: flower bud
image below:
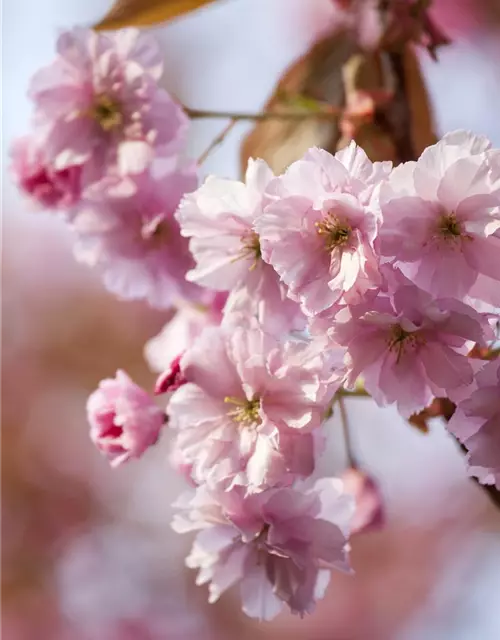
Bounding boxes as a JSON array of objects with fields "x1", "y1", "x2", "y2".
[
  {"x1": 155, "y1": 353, "x2": 187, "y2": 395},
  {"x1": 87, "y1": 370, "x2": 165, "y2": 467}
]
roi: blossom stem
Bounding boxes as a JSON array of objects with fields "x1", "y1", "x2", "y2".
[
  {"x1": 197, "y1": 119, "x2": 237, "y2": 165},
  {"x1": 338, "y1": 395, "x2": 357, "y2": 467},
  {"x1": 338, "y1": 388, "x2": 370, "y2": 398},
  {"x1": 185, "y1": 107, "x2": 342, "y2": 121},
  {"x1": 323, "y1": 387, "x2": 370, "y2": 420}
]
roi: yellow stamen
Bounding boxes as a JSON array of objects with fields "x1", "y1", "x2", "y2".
[
  {"x1": 233, "y1": 231, "x2": 262, "y2": 271},
  {"x1": 315, "y1": 209, "x2": 352, "y2": 252},
  {"x1": 437, "y1": 213, "x2": 462, "y2": 239},
  {"x1": 387, "y1": 324, "x2": 424, "y2": 363},
  {"x1": 224, "y1": 396, "x2": 261, "y2": 427},
  {"x1": 91, "y1": 95, "x2": 123, "y2": 132}
]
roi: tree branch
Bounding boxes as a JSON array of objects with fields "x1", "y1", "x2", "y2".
[
  {"x1": 185, "y1": 107, "x2": 342, "y2": 121},
  {"x1": 197, "y1": 119, "x2": 237, "y2": 165}
]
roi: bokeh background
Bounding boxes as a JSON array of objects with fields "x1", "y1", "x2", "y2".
[{"x1": 4, "y1": 1, "x2": 500, "y2": 638}]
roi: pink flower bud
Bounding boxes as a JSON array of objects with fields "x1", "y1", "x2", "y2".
[
  {"x1": 87, "y1": 370, "x2": 165, "y2": 467},
  {"x1": 342, "y1": 468, "x2": 385, "y2": 534},
  {"x1": 155, "y1": 353, "x2": 186, "y2": 395}
]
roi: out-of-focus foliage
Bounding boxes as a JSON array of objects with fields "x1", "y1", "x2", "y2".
[
  {"x1": 241, "y1": 29, "x2": 436, "y2": 175},
  {"x1": 95, "y1": 0, "x2": 221, "y2": 30},
  {"x1": 240, "y1": 33, "x2": 356, "y2": 175}
]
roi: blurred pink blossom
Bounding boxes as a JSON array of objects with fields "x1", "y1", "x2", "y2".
[
  {"x1": 342, "y1": 467, "x2": 385, "y2": 534},
  {"x1": 10, "y1": 134, "x2": 82, "y2": 212},
  {"x1": 72, "y1": 163, "x2": 202, "y2": 308},
  {"x1": 448, "y1": 358, "x2": 500, "y2": 488},
  {"x1": 29, "y1": 27, "x2": 187, "y2": 185}
]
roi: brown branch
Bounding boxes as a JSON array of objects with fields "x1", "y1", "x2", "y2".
[
  {"x1": 197, "y1": 119, "x2": 238, "y2": 165},
  {"x1": 185, "y1": 107, "x2": 342, "y2": 122}
]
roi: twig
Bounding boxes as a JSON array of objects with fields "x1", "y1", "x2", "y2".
[
  {"x1": 197, "y1": 119, "x2": 237, "y2": 165},
  {"x1": 338, "y1": 395, "x2": 356, "y2": 467},
  {"x1": 323, "y1": 387, "x2": 370, "y2": 420},
  {"x1": 338, "y1": 388, "x2": 370, "y2": 398},
  {"x1": 185, "y1": 107, "x2": 342, "y2": 122}
]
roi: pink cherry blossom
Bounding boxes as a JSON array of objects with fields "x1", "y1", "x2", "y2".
[
  {"x1": 10, "y1": 135, "x2": 81, "y2": 212},
  {"x1": 256, "y1": 142, "x2": 390, "y2": 316},
  {"x1": 29, "y1": 28, "x2": 187, "y2": 184},
  {"x1": 169, "y1": 446, "x2": 196, "y2": 487},
  {"x1": 87, "y1": 370, "x2": 165, "y2": 466},
  {"x1": 167, "y1": 325, "x2": 339, "y2": 488},
  {"x1": 379, "y1": 130, "x2": 500, "y2": 300},
  {"x1": 448, "y1": 358, "x2": 500, "y2": 488},
  {"x1": 342, "y1": 467, "x2": 384, "y2": 534},
  {"x1": 72, "y1": 162, "x2": 203, "y2": 308},
  {"x1": 324, "y1": 284, "x2": 493, "y2": 417},
  {"x1": 172, "y1": 478, "x2": 353, "y2": 620},
  {"x1": 177, "y1": 158, "x2": 305, "y2": 333},
  {"x1": 145, "y1": 292, "x2": 227, "y2": 373}
]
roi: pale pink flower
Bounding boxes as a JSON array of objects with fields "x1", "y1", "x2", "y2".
[
  {"x1": 177, "y1": 159, "x2": 305, "y2": 333},
  {"x1": 167, "y1": 325, "x2": 339, "y2": 488},
  {"x1": 326, "y1": 284, "x2": 493, "y2": 417},
  {"x1": 342, "y1": 468, "x2": 384, "y2": 534},
  {"x1": 145, "y1": 293, "x2": 227, "y2": 373},
  {"x1": 379, "y1": 130, "x2": 500, "y2": 300},
  {"x1": 256, "y1": 142, "x2": 390, "y2": 316},
  {"x1": 29, "y1": 28, "x2": 187, "y2": 184},
  {"x1": 172, "y1": 478, "x2": 353, "y2": 620},
  {"x1": 169, "y1": 446, "x2": 196, "y2": 487},
  {"x1": 10, "y1": 135, "x2": 81, "y2": 212},
  {"x1": 72, "y1": 163, "x2": 202, "y2": 308},
  {"x1": 448, "y1": 359, "x2": 500, "y2": 488},
  {"x1": 87, "y1": 370, "x2": 165, "y2": 466}
]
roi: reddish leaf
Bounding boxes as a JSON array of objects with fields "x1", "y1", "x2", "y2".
[{"x1": 240, "y1": 32, "x2": 357, "y2": 175}]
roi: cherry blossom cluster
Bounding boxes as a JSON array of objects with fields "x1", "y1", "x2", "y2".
[
  {"x1": 11, "y1": 27, "x2": 202, "y2": 308},
  {"x1": 86, "y1": 131, "x2": 500, "y2": 618},
  {"x1": 12, "y1": 26, "x2": 500, "y2": 622}
]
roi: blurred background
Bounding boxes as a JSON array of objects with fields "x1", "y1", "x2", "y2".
[{"x1": 3, "y1": 0, "x2": 500, "y2": 638}]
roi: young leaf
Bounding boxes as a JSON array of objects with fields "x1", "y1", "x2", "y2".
[
  {"x1": 94, "y1": 0, "x2": 220, "y2": 30},
  {"x1": 240, "y1": 32, "x2": 357, "y2": 176}
]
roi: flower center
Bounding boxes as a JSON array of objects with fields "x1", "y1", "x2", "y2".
[
  {"x1": 224, "y1": 396, "x2": 261, "y2": 428},
  {"x1": 237, "y1": 231, "x2": 261, "y2": 270},
  {"x1": 437, "y1": 213, "x2": 462, "y2": 240},
  {"x1": 91, "y1": 95, "x2": 123, "y2": 132},
  {"x1": 387, "y1": 324, "x2": 424, "y2": 363},
  {"x1": 141, "y1": 215, "x2": 169, "y2": 247},
  {"x1": 316, "y1": 210, "x2": 352, "y2": 252}
]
